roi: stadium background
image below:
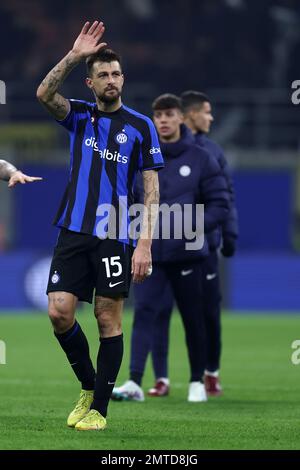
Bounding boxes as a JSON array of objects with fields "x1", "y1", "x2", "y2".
[
  {"x1": 0, "y1": 0, "x2": 300, "y2": 451},
  {"x1": 1, "y1": 0, "x2": 299, "y2": 312}
]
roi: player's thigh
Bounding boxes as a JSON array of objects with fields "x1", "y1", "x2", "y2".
[
  {"x1": 92, "y1": 238, "x2": 133, "y2": 299},
  {"x1": 47, "y1": 229, "x2": 94, "y2": 304}
]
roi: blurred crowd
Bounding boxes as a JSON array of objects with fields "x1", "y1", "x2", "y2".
[{"x1": 1, "y1": 0, "x2": 300, "y2": 93}]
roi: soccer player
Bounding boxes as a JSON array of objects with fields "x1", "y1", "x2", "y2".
[
  {"x1": 0, "y1": 160, "x2": 42, "y2": 187},
  {"x1": 149, "y1": 91, "x2": 238, "y2": 397},
  {"x1": 36, "y1": 21, "x2": 164, "y2": 431},
  {"x1": 112, "y1": 94, "x2": 230, "y2": 402}
]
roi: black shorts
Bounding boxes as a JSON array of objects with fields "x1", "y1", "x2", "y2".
[{"x1": 46, "y1": 228, "x2": 134, "y2": 303}]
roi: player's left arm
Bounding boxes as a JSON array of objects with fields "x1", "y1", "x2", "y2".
[
  {"x1": 131, "y1": 169, "x2": 159, "y2": 283},
  {"x1": 200, "y1": 151, "x2": 230, "y2": 232},
  {"x1": 217, "y1": 149, "x2": 239, "y2": 257},
  {"x1": 0, "y1": 160, "x2": 42, "y2": 187}
]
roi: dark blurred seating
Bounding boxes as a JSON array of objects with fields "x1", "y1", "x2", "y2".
[{"x1": 1, "y1": 0, "x2": 300, "y2": 130}]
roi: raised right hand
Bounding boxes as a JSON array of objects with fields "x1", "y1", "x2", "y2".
[{"x1": 72, "y1": 21, "x2": 107, "y2": 59}]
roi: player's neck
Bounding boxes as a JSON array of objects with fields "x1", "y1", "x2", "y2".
[{"x1": 96, "y1": 98, "x2": 123, "y2": 113}]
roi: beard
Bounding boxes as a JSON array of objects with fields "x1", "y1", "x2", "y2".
[{"x1": 97, "y1": 88, "x2": 121, "y2": 104}]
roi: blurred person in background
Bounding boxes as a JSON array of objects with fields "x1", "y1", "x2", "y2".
[
  {"x1": 0, "y1": 160, "x2": 42, "y2": 187},
  {"x1": 147, "y1": 91, "x2": 238, "y2": 398},
  {"x1": 36, "y1": 21, "x2": 163, "y2": 431},
  {"x1": 112, "y1": 93, "x2": 230, "y2": 403}
]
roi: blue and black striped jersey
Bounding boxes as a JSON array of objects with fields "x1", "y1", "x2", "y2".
[{"x1": 54, "y1": 99, "x2": 164, "y2": 245}]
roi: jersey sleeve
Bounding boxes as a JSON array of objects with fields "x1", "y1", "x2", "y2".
[
  {"x1": 139, "y1": 118, "x2": 164, "y2": 171},
  {"x1": 55, "y1": 99, "x2": 87, "y2": 132}
]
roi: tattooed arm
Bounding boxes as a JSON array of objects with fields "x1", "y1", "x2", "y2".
[
  {"x1": 131, "y1": 170, "x2": 160, "y2": 283},
  {"x1": 140, "y1": 170, "x2": 160, "y2": 241},
  {"x1": 0, "y1": 160, "x2": 42, "y2": 187},
  {"x1": 36, "y1": 52, "x2": 76, "y2": 120},
  {"x1": 0, "y1": 159, "x2": 17, "y2": 181},
  {"x1": 36, "y1": 21, "x2": 106, "y2": 120}
]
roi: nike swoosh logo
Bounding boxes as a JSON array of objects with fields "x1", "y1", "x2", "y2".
[
  {"x1": 109, "y1": 281, "x2": 124, "y2": 288},
  {"x1": 108, "y1": 381, "x2": 115, "y2": 385},
  {"x1": 206, "y1": 273, "x2": 217, "y2": 281},
  {"x1": 181, "y1": 270, "x2": 193, "y2": 276}
]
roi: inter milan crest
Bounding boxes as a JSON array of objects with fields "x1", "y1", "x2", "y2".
[
  {"x1": 115, "y1": 132, "x2": 128, "y2": 144},
  {"x1": 51, "y1": 271, "x2": 60, "y2": 284},
  {"x1": 179, "y1": 165, "x2": 191, "y2": 177}
]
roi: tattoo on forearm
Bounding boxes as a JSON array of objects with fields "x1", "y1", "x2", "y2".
[
  {"x1": 141, "y1": 171, "x2": 160, "y2": 239},
  {"x1": 144, "y1": 171, "x2": 160, "y2": 205},
  {"x1": 40, "y1": 56, "x2": 75, "y2": 98},
  {"x1": 0, "y1": 160, "x2": 17, "y2": 181},
  {"x1": 37, "y1": 53, "x2": 79, "y2": 119}
]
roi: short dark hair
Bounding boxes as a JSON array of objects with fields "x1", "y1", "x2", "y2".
[
  {"x1": 152, "y1": 93, "x2": 183, "y2": 112},
  {"x1": 180, "y1": 90, "x2": 210, "y2": 112},
  {"x1": 86, "y1": 48, "x2": 122, "y2": 76}
]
